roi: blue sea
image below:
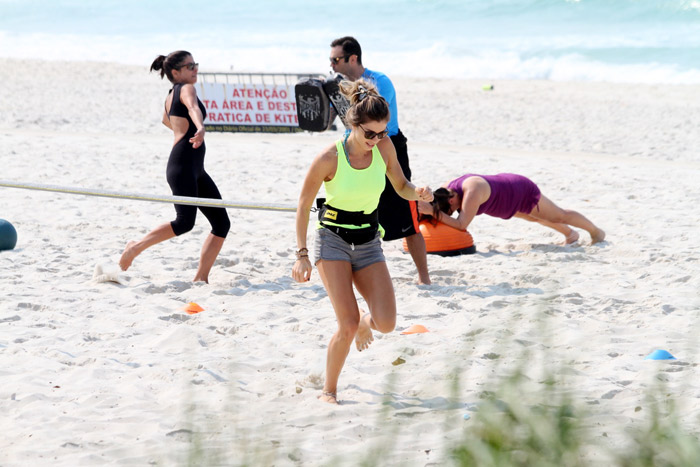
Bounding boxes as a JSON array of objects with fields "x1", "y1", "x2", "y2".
[{"x1": 1, "y1": 0, "x2": 699, "y2": 83}]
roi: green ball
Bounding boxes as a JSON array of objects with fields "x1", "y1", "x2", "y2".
[{"x1": 0, "y1": 219, "x2": 18, "y2": 251}]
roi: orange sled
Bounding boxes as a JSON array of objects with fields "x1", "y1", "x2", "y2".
[{"x1": 403, "y1": 220, "x2": 476, "y2": 257}]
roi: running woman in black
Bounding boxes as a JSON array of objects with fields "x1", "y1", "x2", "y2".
[{"x1": 119, "y1": 51, "x2": 230, "y2": 283}]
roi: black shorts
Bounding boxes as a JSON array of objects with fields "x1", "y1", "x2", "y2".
[{"x1": 378, "y1": 130, "x2": 419, "y2": 241}]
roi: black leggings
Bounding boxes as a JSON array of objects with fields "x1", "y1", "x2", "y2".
[{"x1": 166, "y1": 138, "x2": 230, "y2": 238}]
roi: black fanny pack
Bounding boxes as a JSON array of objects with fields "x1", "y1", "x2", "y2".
[
  {"x1": 321, "y1": 224, "x2": 378, "y2": 246},
  {"x1": 317, "y1": 201, "x2": 378, "y2": 246}
]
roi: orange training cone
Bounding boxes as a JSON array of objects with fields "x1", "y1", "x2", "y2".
[
  {"x1": 400, "y1": 324, "x2": 429, "y2": 335},
  {"x1": 182, "y1": 302, "x2": 204, "y2": 314}
]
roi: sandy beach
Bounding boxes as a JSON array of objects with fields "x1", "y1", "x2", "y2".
[{"x1": 2, "y1": 58, "x2": 700, "y2": 465}]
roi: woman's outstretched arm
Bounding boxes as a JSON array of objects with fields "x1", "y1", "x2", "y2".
[
  {"x1": 381, "y1": 138, "x2": 433, "y2": 202},
  {"x1": 179, "y1": 84, "x2": 205, "y2": 148}
]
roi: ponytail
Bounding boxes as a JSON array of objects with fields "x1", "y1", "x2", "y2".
[
  {"x1": 422, "y1": 187, "x2": 453, "y2": 226},
  {"x1": 339, "y1": 78, "x2": 389, "y2": 125},
  {"x1": 150, "y1": 55, "x2": 167, "y2": 79},
  {"x1": 149, "y1": 50, "x2": 191, "y2": 83}
]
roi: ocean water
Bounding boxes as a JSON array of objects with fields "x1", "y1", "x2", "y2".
[{"x1": 1, "y1": 0, "x2": 699, "y2": 83}]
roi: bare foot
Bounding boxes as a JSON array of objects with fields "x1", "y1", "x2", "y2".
[
  {"x1": 318, "y1": 391, "x2": 339, "y2": 404},
  {"x1": 119, "y1": 241, "x2": 138, "y2": 271},
  {"x1": 355, "y1": 311, "x2": 374, "y2": 352},
  {"x1": 591, "y1": 228, "x2": 606, "y2": 244},
  {"x1": 193, "y1": 276, "x2": 209, "y2": 284},
  {"x1": 564, "y1": 229, "x2": 580, "y2": 245}
]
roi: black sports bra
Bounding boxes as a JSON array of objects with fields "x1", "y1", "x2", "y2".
[{"x1": 167, "y1": 83, "x2": 207, "y2": 121}]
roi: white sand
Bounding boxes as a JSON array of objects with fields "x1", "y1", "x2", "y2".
[{"x1": 2, "y1": 58, "x2": 700, "y2": 465}]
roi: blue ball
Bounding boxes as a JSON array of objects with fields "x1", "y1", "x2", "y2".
[{"x1": 0, "y1": 219, "x2": 18, "y2": 251}]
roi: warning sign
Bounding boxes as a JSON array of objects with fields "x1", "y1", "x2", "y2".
[{"x1": 195, "y1": 73, "x2": 321, "y2": 133}]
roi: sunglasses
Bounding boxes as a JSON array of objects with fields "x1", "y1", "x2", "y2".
[
  {"x1": 330, "y1": 55, "x2": 351, "y2": 64},
  {"x1": 359, "y1": 123, "x2": 389, "y2": 140},
  {"x1": 178, "y1": 62, "x2": 199, "y2": 71}
]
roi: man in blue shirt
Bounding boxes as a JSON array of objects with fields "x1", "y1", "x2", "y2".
[{"x1": 329, "y1": 36, "x2": 430, "y2": 284}]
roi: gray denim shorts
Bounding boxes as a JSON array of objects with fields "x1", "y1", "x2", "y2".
[{"x1": 314, "y1": 227, "x2": 385, "y2": 271}]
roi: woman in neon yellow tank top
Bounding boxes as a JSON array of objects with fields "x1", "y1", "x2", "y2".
[{"x1": 292, "y1": 79, "x2": 434, "y2": 405}]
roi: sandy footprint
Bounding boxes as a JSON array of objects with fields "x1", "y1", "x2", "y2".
[{"x1": 92, "y1": 263, "x2": 129, "y2": 285}]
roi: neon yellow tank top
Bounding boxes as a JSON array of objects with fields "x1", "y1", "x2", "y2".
[{"x1": 321, "y1": 139, "x2": 386, "y2": 230}]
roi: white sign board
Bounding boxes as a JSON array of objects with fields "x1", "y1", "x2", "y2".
[{"x1": 195, "y1": 82, "x2": 301, "y2": 133}]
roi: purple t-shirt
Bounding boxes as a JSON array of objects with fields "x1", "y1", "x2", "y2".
[{"x1": 447, "y1": 173, "x2": 541, "y2": 219}]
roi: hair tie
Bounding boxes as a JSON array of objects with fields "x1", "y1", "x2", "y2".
[{"x1": 355, "y1": 85, "x2": 368, "y2": 102}]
